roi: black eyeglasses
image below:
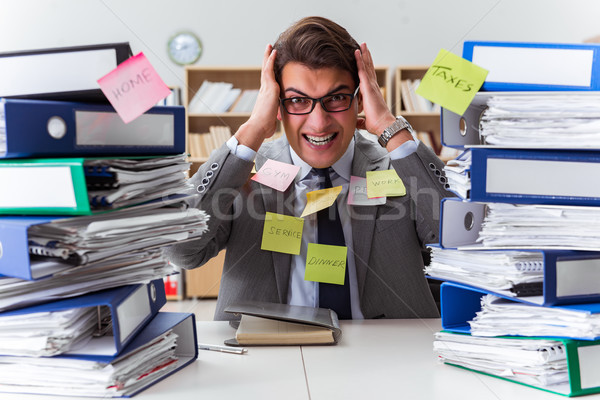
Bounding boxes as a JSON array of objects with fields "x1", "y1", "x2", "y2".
[{"x1": 280, "y1": 87, "x2": 359, "y2": 115}]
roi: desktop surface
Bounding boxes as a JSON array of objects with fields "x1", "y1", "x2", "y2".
[{"x1": 8, "y1": 319, "x2": 600, "y2": 400}]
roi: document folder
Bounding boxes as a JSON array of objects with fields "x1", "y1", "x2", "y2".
[
  {"x1": 463, "y1": 41, "x2": 600, "y2": 91},
  {"x1": 0, "y1": 194, "x2": 207, "y2": 281},
  {"x1": 0, "y1": 279, "x2": 165, "y2": 357},
  {"x1": 0, "y1": 312, "x2": 197, "y2": 398},
  {"x1": 440, "y1": 281, "x2": 600, "y2": 340},
  {"x1": 468, "y1": 148, "x2": 600, "y2": 206},
  {"x1": 0, "y1": 154, "x2": 190, "y2": 215},
  {"x1": 441, "y1": 91, "x2": 600, "y2": 149},
  {"x1": 435, "y1": 330, "x2": 600, "y2": 397},
  {"x1": 0, "y1": 42, "x2": 132, "y2": 102},
  {"x1": 0, "y1": 98, "x2": 185, "y2": 158},
  {"x1": 427, "y1": 246, "x2": 600, "y2": 306}
]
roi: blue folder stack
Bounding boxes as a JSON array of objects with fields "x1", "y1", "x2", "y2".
[
  {"x1": 427, "y1": 40, "x2": 600, "y2": 397},
  {"x1": 0, "y1": 43, "x2": 203, "y2": 397}
]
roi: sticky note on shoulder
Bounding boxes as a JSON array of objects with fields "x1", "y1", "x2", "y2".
[
  {"x1": 366, "y1": 169, "x2": 405, "y2": 198},
  {"x1": 261, "y1": 212, "x2": 304, "y2": 255},
  {"x1": 415, "y1": 48, "x2": 488, "y2": 116},
  {"x1": 98, "y1": 52, "x2": 171, "y2": 123}
]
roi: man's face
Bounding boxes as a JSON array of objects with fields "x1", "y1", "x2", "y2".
[{"x1": 278, "y1": 62, "x2": 361, "y2": 169}]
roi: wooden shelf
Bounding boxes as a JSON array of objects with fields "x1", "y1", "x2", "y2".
[{"x1": 394, "y1": 66, "x2": 446, "y2": 157}]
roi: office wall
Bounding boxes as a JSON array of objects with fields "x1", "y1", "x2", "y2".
[{"x1": 1, "y1": 0, "x2": 599, "y2": 89}]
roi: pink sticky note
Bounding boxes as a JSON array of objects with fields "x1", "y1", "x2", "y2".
[
  {"x1": 251, "y1": 159, "x2": 300, "y2": 192},
  {"x1": 98, "y1": 52, "x2": 171, "y2": 123}
]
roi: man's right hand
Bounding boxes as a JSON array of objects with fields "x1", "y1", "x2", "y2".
[{"x1": 234, "y1": 44, "x2": 280, "y2": 151}]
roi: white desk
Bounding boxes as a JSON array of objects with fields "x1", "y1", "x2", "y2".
[{"x1": 9, "y1": 319, "x2": 600, "y2": 399}]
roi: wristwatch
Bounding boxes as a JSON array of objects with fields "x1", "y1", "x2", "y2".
[{"x1": 377, "y1": 116, "x2": 415, "y2": 148}]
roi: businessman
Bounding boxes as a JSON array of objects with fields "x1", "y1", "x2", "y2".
[{"x1": 165, "y1": 16, "x2": 453, "y2": 320}]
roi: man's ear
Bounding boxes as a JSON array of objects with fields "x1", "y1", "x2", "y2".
[
  {"x1": 277, "y1": 107, "x2": 282, "y2": 121},
  {"x1": 356, "y1": 91, "x2": 364, "y2": 114}
]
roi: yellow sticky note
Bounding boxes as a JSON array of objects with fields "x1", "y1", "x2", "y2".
[
  {"x1": 415, "y1": 48, "x2": 488, "y2": 116},
  {"x1": 261, "y1": 212, "x2": 304, "y2": 255},
  {"x1": 300, "y1": 186, "x2": 343, "y2": 218},
  {"x1": 366, "y1": 170, "x2": 406, "y2": 198},
  {"x1": 304, "y1": 243, "x2": 347, "y2": 285}
]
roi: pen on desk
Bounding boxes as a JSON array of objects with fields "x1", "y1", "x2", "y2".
[{"x1": 198, "y1": 343, "x2": 248, "y2": 354}]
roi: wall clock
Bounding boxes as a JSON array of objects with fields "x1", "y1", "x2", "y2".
[{"x1": 168, "y1": 31, "x2": 202, "y2": 65}]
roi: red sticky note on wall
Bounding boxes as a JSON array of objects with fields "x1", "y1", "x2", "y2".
[{"x1": 98, "y1": 52, "x2": 171, "y2": 123}]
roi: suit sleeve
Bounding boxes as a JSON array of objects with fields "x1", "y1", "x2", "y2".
[
  {"x1": 390, "y1": 141, "x2": 456, "y2": 247},
  {"x1": 163, "y1": 144, "x2": 254, "y2": 270}
]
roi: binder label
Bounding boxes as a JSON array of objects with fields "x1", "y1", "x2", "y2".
[{"x1": 578, "y1": 344, "x2": 600, "y2": 389}]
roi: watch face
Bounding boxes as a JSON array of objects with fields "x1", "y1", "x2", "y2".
[{"x1": 168, "y1": 32, "x2": 202, "y2": 65}]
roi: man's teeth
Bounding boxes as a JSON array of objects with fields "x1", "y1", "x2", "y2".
[{"x1": 305, "y1": 133, "x2": 336, "y2": 145}]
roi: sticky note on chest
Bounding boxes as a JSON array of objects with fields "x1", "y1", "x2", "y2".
[
  {"x1": 300, "y1": 186, "x2": 343, "y2": 217},
  {"x1": 304, "y1": 243, "x2": 347, "y2": 285},
  {"x1": 251, "y1": 159, "x2": 300, "y2": 192},
  {"x1": 366, "y1": 169, "x2": 406, "y2": 198},
  {"x1": 261, "y1": 212, "x2": 304, "y2": 255}
]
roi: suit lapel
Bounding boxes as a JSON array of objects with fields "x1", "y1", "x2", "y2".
[
  {"x1": 350, "y1": 134, "x2": 390, "y2": 298},
  {"x1": 255, "y1": 137, "x2": 295, "y2": 303}
]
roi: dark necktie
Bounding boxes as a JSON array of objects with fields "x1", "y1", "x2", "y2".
[{"x1": 314, "y1": 168, "x2": 352, "y2": 319}]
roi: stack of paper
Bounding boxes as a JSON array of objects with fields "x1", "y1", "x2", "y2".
[
  {"x1": 434, "y1": 331, "x2": 568, "y2": 387},
  {"x1": 426, "y1": 247, "x2": 544, "y2": 295},
  {"x1": 443, "y1": 150, "x2": 471, "y2": 198},
  {"x1": 477, "y1": 203, "x2": 600, "y2": 250},
  {"x1": 470, "y1": 294, "x2": 600, "y2": 339},
  {"x1": 480, "y1": 94, "x2": 600, "y2": 147}
]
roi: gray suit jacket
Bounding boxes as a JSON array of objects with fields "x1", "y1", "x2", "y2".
[{"x1": 165, "y1": 132, "x2": 453, "y2": 320}]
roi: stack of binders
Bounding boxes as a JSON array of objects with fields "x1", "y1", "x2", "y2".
[
  {"x1": 428, "y1": 40, "x2": 600, "y2": 397},
  {"x1": 0, "y1": 43, "x2": 203, "y2": 397}
]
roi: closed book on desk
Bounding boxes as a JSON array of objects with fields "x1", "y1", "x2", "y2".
[
  {"x1": 224, "y1": 301, "x2": 341, "y2": 346},
  {"x1": 0, "y1": 312, "x2": 197, "y2": 398},
  {"x1": 0, "y1": 154, "x2": 191, "y2": 215},
  {"x1": 0, "y1": 279, "x2": 165, "y2": 357},
  {"x1": 462, "y1": 41, "x2": 600, "y2": 91},
  {"x1": 426, "y1": 245, "x2": 600, "y2": 306},
  {"x1": 0, "y1": 42, "x2": 132, "y2": 102},
  {"x1": 434, "y1": 330, "x2": 600, "y2": 397},
  {"x1": 0, "y1": 98, "x2": 185, "y2": 158},
  {"x1": 440, "y1": 281, "x2": 600, "y2": 341}
]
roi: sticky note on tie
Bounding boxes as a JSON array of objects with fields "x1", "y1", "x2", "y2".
[
  {"x1": 251, "y1": 159, "x2": 300, "y2": 192},
  {"x1": 304, "y1": 243, "x2": 347, "y2": 285},
  {"x1": 98, "y1": 52, "x2": 171, "y2": 123},
  {"x1": 261, "y1": 212, "x2": 304, "y2": 255},
  {"x1": 348, "y1": 176, "x2": 386, "y2": 206},
  {"x1": 415, "y1": 48, "x2": 488, "y2": 116},
  {"x1": 366, "y1": 170, "x2": 406, "y2": 198},
  {"x1": 300, "y1": 186, "x2": 343, "y2": 218}
]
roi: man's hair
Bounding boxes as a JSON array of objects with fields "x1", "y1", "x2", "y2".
[{"x1": 273, "y1": 16, "x2": 360, "y2": 88}]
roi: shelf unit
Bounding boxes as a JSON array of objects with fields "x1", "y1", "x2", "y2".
[
  {"x1": 394, "y1": 66, "x2": 445, "y2": 157},
  {"x1": 184, "y1": 65, "x2": 391, "y2": 174}
]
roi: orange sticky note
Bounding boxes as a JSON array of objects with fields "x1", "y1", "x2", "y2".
[
  {"x1": 300, "y1": 186, "x2": 343, "y2": 218},
  {"x1": 98, "y1": 52, "x2": 171, "y2": 123}
]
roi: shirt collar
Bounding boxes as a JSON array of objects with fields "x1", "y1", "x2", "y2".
[{"x1": 290, "y1": 135, "x2": 355, "y2": 182}]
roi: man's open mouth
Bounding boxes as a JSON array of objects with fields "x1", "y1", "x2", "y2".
[{"x1": 303, "y1": 132, "x2": 338, "y2": 146}]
